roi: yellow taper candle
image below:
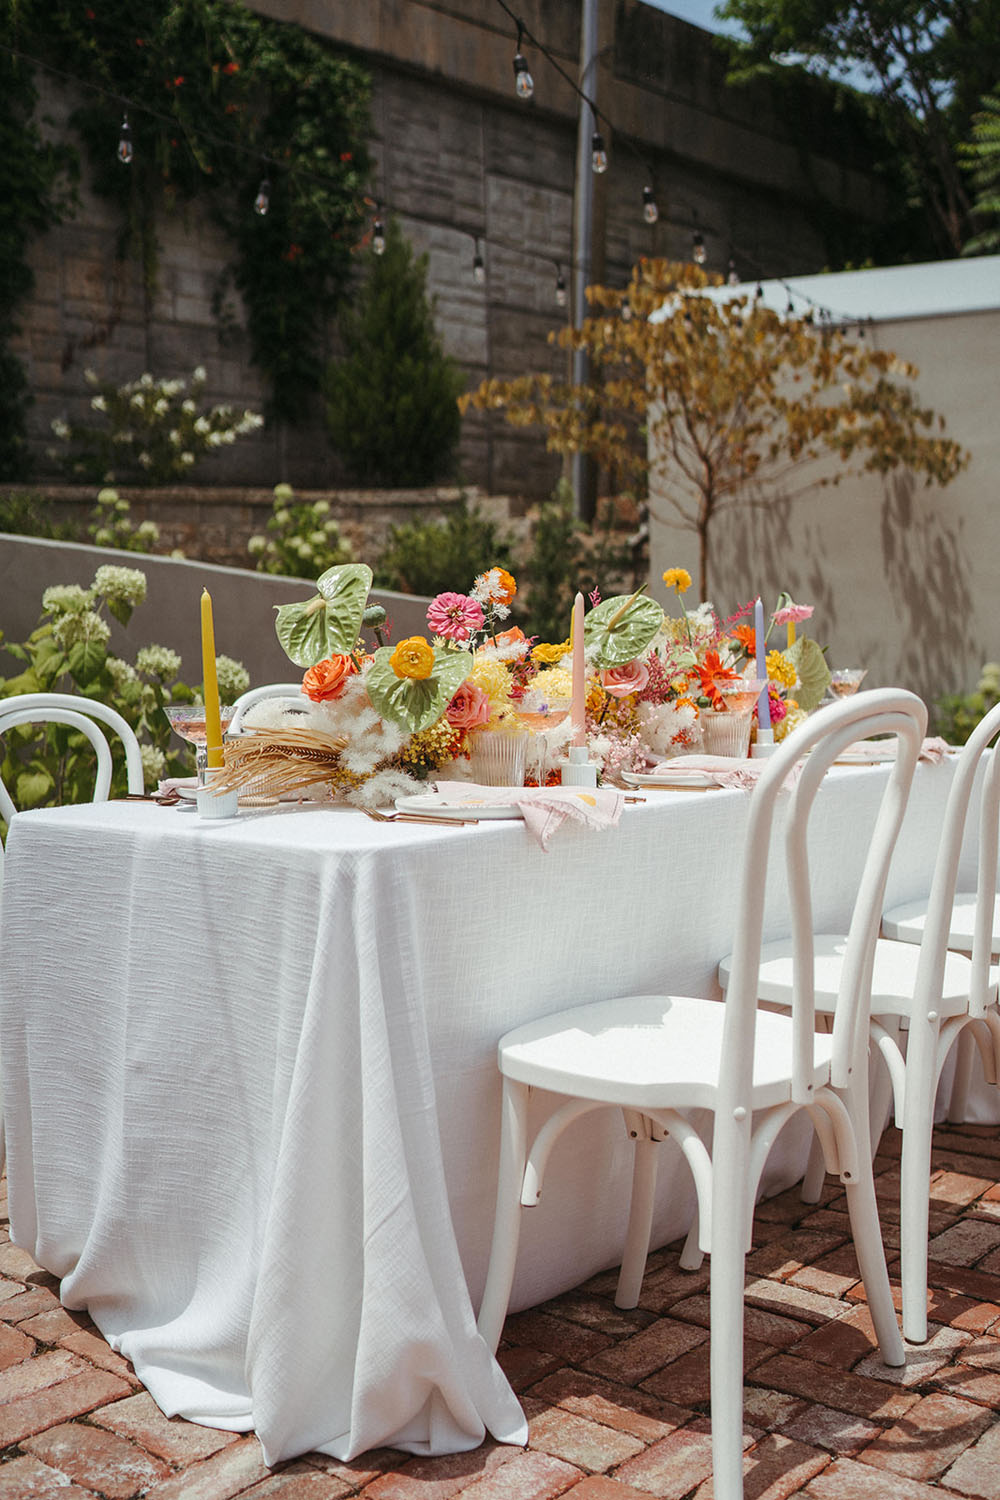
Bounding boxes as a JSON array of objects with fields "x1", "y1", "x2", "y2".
[
  {"x1": 200, "y1": 588, "x2": 224, "y2": 770},
  {"x1": 787, "y1": 620, "x2": 796, "y2": 649},
  {"x1": 570, "y1": 591, "x2": 586, "y2": 749}
]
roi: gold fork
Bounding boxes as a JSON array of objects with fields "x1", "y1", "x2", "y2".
[{"x1": 364, "y1": 809, "x2": 474, "y2": 827}]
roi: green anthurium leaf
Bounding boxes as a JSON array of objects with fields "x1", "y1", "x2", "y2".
[
  {"x1": 786, "y1": 636, "x2": 830, "y2": 713},
  {"x1": 274, "y1": 595, "x2": 330, "y2": 668},
  {"x1": 315, "y1": 563, "x2": 374, "y2": 652},
  {"x1": 366, "y1": 646, "x2": 473, "y2": 733},
  {"x1": 273, "y1": 563, "x2": 374, "y2": 667},
  {"x1": 584, "y1": 593, "x2": 665, "y2": 669}
]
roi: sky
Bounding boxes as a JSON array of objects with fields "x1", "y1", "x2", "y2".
[{"x1": 640, "y1": 1, "x2": 746, "y2": 39}]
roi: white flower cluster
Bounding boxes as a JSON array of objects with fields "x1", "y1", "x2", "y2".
[
  {"x1": 42, "y1": 584, "x2": 93, "y2": 615},
  {"x1": 136, "y1": 644, "x2": 182, "y2": 680},
  {"x1": 92, "y1": 565, "x2": 147, "y2": 609},
  {"x1": 51, "y1": 610, "x2": 111, "y2": 649},
  {"x1": 215, "y1": 654, "x2": 250, "y2": 704}
]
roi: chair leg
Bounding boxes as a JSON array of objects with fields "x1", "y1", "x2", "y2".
[
  {"x1": 800, "y1": 1129, "x2": 827, "y2": 1203},
  {"x1": 836, "y1": 1078, "x2": 905, "y2": 1364},
  {"x1": 616, "y1": 1136, "x2": 659, "y2": 1309},
  {"x1": 477, "y1": 1077, "x2": 530, "y2": 1353},
  {"x1": 947, "y1": 1026, "x2": 977, "y2": 1124},
  {"x1": 899, "y1": 1065, "x2": 938, "y2": 1346},
  {"x1": 707, "y1": 1119, "x2": 750, "y2": 1500}
]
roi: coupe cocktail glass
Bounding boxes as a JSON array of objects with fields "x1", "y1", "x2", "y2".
[
  {"x1": 829, "y1": 669, "x2": 867, "y2": 698},
  {"x1": 163, "y1": 704, "x2": 235, "y2": 780}
]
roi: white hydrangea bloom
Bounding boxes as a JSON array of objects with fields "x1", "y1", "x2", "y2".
[
  {"x1": 92, "y1": 565, "x2": 147, "y2": 608},
  {"x1": 136, "y1": 644, "x2": 182, "y2": 680},
  {"x1": 52, "y1": 610, "x2": 111, "y2": 648},
  {"x1": 106, "y1": 656, "x2": 138, "y2": 689},
  {"x1": 42, "y1": 583, "x2": 93, "y2": 615},
  {"x1": 215, "y1": 654, "x2": 250, "y2": 703},
  {"x1": 140, "y1": 743, "x2": 167, "y2": 787}
]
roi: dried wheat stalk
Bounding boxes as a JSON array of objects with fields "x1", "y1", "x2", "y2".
[{"x1": 214, "y1": 725, "x2": 351, "y2": 798}]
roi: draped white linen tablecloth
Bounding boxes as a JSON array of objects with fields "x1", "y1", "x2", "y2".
[{"x1": 0, "y1": 758, "x2": 972, "y2": 1464}]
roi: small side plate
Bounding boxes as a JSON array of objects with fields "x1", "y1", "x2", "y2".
[{"x1": 395, "y1": 793, "x2": 523, "y2": 820}]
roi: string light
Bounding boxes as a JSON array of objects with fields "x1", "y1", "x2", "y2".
[
  {"x1": 591, "y1": 130, "x2": 608, "y2": 175},
  {"x1": 117, "y1": 113, "x2": 133, "y2": 165},
  {"x1": 512, "y1": 22, "x2": 534, "y2": 101},
  {"x1": 727, "y1": 257, "x2": 739, "y2": 285},
  {"x1": 253, "y1": 178, "x2": 270, "y2": 216},
  {"x1": 473, "y1": 239, "x2": 486, "y2": 284},
  {"x1": 642, "y1": 186, "x2": 658, "y2": 225},
  {"x1": 555, "y1": 264, "x2": 567, "y2": 307},
  {"x1": 692, "y1": 231, "x2": 706, "y2": 265},
  {"x1": 372, "y1": 211, "x2": 386, "y2": 255}
]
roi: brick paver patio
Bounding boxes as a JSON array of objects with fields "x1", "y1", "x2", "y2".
[{"x1": 4, "y1": 1122, "x2": 1000, "y2": 1499}]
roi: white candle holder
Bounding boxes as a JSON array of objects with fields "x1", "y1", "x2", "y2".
[{"x1": 196, "y1": 767, "x2": 240, "y2": 819}]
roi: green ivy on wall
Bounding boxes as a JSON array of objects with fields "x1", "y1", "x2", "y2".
[
  {"x1": 4, "y1": 0, "x2": 372, "y2": 428},
  {"x1": 0, "y1": 42, "x2": 77, "y2": 478}
]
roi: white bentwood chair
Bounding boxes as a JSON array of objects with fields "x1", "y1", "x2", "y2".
[
  {"x1": 477, "y1": 689, "x2": 926, "y2": 1500},
  {"x1": 227, "y1": 682, "x2": 308, "y2": 734},
  {"x1": 718, "y1": 699, "x2": 1000, "y2": 1345},
  {"x1": 0, "y1": 692, "x2": 144, "y2": 1174}
]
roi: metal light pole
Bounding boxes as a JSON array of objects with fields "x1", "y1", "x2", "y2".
[{"x1": 571, "y1": 0, "x2": 601, "y2": 523}]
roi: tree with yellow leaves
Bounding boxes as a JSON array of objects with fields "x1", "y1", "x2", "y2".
[{"x1": 460, "y1": 259, "x2": 968, "y2": 600}]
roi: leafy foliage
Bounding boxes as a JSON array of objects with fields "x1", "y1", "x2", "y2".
[
  {"x1": 324, "y1": 218, "x2": 465, "y2": 485},
  {"x1": 462, "y1": 258, "x2": 969, "y2": 599},
  {"x1": 0, "y1": 41, "x2": 76, "y2": 478},
  {"x1": 248, "y1": 483, "x2": 354, "y2": 577},
  {"x1": 87, "y1": 487, "x2": 162, "y2": 553},
  {"x1": 374, "y1": 497, "x2": 516, "y2": 598},
  {"x1": 716, "y1": 0, "x2": 1000, "y2": 258},
  {"x1": 518, "y1": 482, "x2": 631, "y2": 643},
  {"x1": 50, "y1": 367, "x2": 263, "y2": 485},
  {"x1": 0, "y1": 490, "x2": 80, "y2": 541},
  {"x1": 933, "y1": 662, "x2": 1000, "y2": 744},
  {"x1": 9, "y1": 0, "x2": 372, "y2": 422},
  {"x1": 0, "y1": 564, "x2": 249, "y2": 821},
  {"x1": 961, "y1": 92, "x2": 1000, "y2": 252}
]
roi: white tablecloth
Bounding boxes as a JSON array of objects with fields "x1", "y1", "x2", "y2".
[{"x1": 0, "y1": 759, "x2": 974, "y2": 1464}]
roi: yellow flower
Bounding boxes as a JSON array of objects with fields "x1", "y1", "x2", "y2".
[
  {"x1": 662, "y1": 567, "x2": 692, "y2": 593},
  {"x1": 532, "y1": 639, "x2": 570, "y2": 665},
  {"x1": 390, "y1": 636, "x2": 435, "y2": 681},
  {"x1": 531, "y1": 666, "x2": 574, "y2": 701},
  {"x1": 765, "y1": 650, "x2": 797, "y2": 690},
  {"x1": 470, "y1": 658, "x2": 514, "y2": 718}
]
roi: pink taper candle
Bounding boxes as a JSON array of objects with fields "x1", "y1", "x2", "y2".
[{"x1": 571, "y1": 591, "x2": 586, "y2": 748}]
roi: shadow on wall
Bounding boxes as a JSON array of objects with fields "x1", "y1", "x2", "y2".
[
  {"x1": 880, "y1": 471, "x2": 974, "y2": 702},
  {"x1": 711, "y1": 489, "x2": 838, "y2": 629}
]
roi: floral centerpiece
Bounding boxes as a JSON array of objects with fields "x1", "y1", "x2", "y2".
[{"x1": 215, "y1": 560, "x2": 829, "y2": 805}]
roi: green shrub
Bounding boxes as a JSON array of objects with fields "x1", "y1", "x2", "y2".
[
  {"x1": 325, "y1": 218, "x2": 464, "y2": 486},
  {"x1": 374, "y1": 498, "x2": 515, "y2": 597},
  {"x1": 248, "y1": 483, "x2": 353, "y2": 577},
  {"x1": 0, "y1": 489, "x2": 80, "y2": 541},
  {"x1": 518, "y1": 481, "x2": 632, "y2": 641},
  {"x1": 0, "y1": 563, "x2": 249, "y2": 819},
  {"x1": 933, "y1": 662, "x2": 1000, "y2": 744},
  {"x1": 87, "y1": 487, "x2": 163, "y2": 553}
]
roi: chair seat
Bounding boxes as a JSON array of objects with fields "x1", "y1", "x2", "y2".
[
  {"x1": 720, "y1": 935, "x2": 978, "y2": 1020},
  {"x1": 498, "y1": 994, "x2": 833, "y2": 1113},
  {"x1": 882, "y1": 892, "x2": 1000, "y2": 955}
]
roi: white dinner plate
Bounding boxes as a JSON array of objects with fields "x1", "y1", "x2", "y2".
[
  {"x1": 621, "y1": 769, "x2": 724, "y2": 789},
  {"x1": 395, "y1": 793, "x2": 523, "y2": 820},
  {"x1": 834, "y1": 744, "x2": 897, "y2": 764}
]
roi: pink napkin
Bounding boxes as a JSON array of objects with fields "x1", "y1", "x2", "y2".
[
  {"x1": 645, "y1": 755, "x2": 766, "y2": 790},
  {"x1": 433, "y1": 780, "x2": 624, "y2": 851},
  {"x1": 838, "y1": 737, "x2": 951, "y2": 764}
]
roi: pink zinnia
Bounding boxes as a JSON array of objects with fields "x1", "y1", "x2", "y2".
[{"x1": 427, "y1": 592, "x2": 484, "y2": 641}]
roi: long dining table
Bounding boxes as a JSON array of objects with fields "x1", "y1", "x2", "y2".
[{"x1": 0, "y1": 754, "x2": 981, "y2": 1466}]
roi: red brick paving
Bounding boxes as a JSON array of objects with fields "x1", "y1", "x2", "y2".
[{"x1": 5, "y1": 1125, "x2": 1000, "y2": 1497}]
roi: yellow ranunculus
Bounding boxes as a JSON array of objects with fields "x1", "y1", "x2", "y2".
[
  {"x1": 766, "y1": 649, "x2": 798, "y2": 690},
  {"x1": 390, "y1": 636, "x2": 435, "y2": 681},
  {"x1": 532, "y1": 640, "x2": 570, "y2": 664}
]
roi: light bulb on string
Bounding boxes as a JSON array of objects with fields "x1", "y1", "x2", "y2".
[
  {"x1": 621, "y1": 297, "x2": 632, "y2": 322},
  {"x1": 117, "y1": 114, "x2": 133, "y2": 165},
  {"x1": 372, "y1": 216, "x2": 386, "y2": 255},
  {"x1": 692, "y1": 231, "x2": 706, "y2": 265},
  {"x1": 555, "y1": 265, "x2": 567, "y2": 307},
  {"x1": 591, "y1": 131, "x2": 608, "y2": 174},
  {"x1": 512, "y1": 25, "x2": 534, "y2": 100},
  {"x1": 253, "y1": 178, "x2": 271, "y2": 216},
  {"x1": 642, "y1": 186, "x2": 658, "y2": 225},
  {"x1": 472, "y1": 241, "x2": 486, "y2": 285},
  {"x1": 727, "y1": 258, "x2": 739, "y2": 286}
]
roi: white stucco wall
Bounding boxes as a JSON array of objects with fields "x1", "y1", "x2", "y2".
[{"x1": 647, "y1": 259, "x2": 1000, "y2": 709}]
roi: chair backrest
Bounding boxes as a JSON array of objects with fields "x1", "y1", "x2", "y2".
[
  {"x1": 228, "y1": 682, "x2": 307, "y2": 734},
  {"x1": 912, "y1": 699, "x2": 1000, "y2": 1019},
  {"x1": 721, "y1": 688, "x2": 927, "y2": 1112},
  {"x1": 0, "y1": 692, "x2": 145, "y2": 825}
]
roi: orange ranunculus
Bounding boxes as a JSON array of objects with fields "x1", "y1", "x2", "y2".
[
  {"x1": 390, "y1": 636, "x2": 435, "y2": 681},
  {"x1": 731, "y1": 624, "x2": 756, "y2": 654},
  {"x1": 476, "y1": 566, "x2": 517, "y2": 605},
  {"x1": 695, "y1": 650, "x2": 741, "y2": 710},
  {"x1": 492, "y1": 626, "x2": 526, "y2": 650},
  {"x1": 302, "y1": 654, "x2": 359, "y2": 702}
]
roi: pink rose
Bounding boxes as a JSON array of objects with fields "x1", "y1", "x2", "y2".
[
  {"x1": 445, "y1": 679, "x2": 492, "y2": 731},
  {"x1": 600, "y1": 659, "x2": 650, "y2": 699}
]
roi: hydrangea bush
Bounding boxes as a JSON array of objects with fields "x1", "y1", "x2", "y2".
[
  {"x1": 50, "y1": 367, "x2": 264, "y2": 486},
  {"x1": 0, "y1": 564, "x2": 250, "y2": 819},
  {"x1": 248, "y1": 483, "x2": 354, "y2": 578}
]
